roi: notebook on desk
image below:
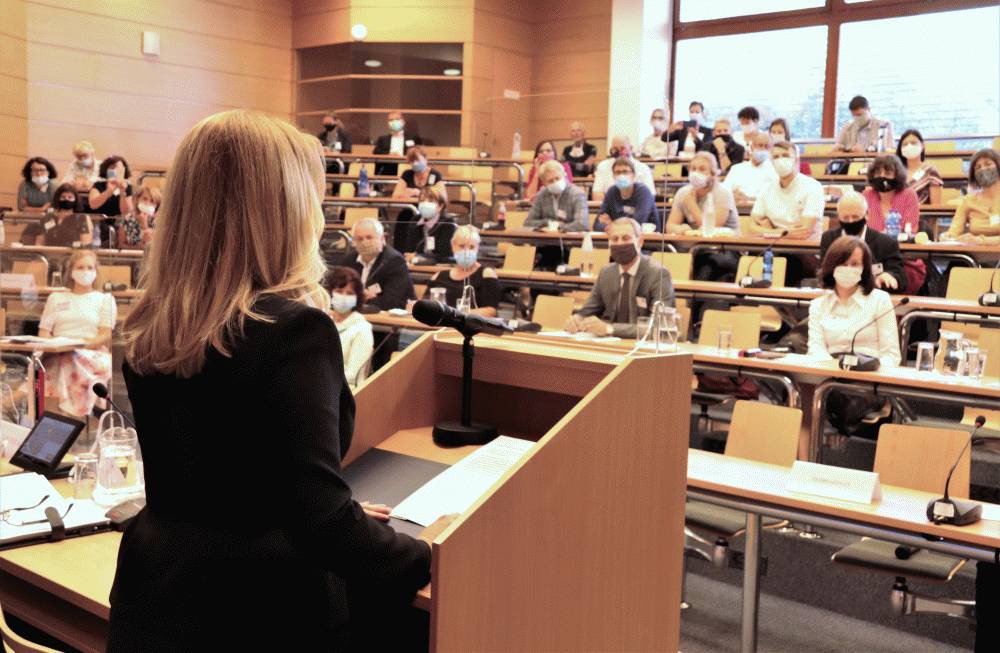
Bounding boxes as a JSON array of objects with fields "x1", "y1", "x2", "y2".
[{"x1": 0, "y1": 472, "x2": 111, "y2": 550}]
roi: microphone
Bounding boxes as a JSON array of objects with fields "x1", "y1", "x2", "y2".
[
  {"x1": 739, "y1": 230, "x2": 788, "y2": 288},
  {"x1": 926, "y1": 416, "x2": 987, "y2": 526},
  {"x1": 412, "y1": 299, "x2": 513, "y2": 338},
  {"x1": 92, "y1": 383, "x2": 137, "y2": 429},
  {"x1": 837, "y1": 297, "x2": 908, "y2": 372},
  {"x1": 980, "y1": 259, "x2": 1000, "y2": 307}
]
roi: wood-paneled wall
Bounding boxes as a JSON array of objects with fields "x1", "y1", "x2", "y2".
[
  {"x1": 1, "y1": 0, "x2": 28, "y2": 210},
  {"x1": 14, "y1": 0, "x2": 293, "y2": 194}
]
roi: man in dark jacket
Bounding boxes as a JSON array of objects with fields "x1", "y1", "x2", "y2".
[
  {"x1": 820, "y1": 191, "x2": 907, "y2": 292},
  {"x1": 372, "y1": 111, "x2": 422, "y2": 176}
]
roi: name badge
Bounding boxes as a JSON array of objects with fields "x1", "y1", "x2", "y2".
[
  {"x1": 623, "y1": 206, "x2": 635, "y2": 215},
  {"x1": 556, "y1": 209, "x2": 567, "y2": 219},
  {"x1": 990, "y1": 214, "x2": 1000, "y2": 226},
  {"x1": 636, "y1": 297, "x2": 647, "y2": 309},
  {"x1": 871, "y1": 263, "x2": 884, "y2": 275},
  {"x1": 429, "y1": 174, "x2": 437, "y2": 184},
  {"x1": 405, "y1": 139, "x2": 415, "y2": 147},
  {"x1": 369, "y1": 283, "x2": 382, "y2": 295},
  {"x1": 334, "y1": 142, "x2": 342, "y2": 151},
  {"x1": 44, "y1": 220, "x2": 55, "y2": 231},
  {"x1": 425, "y1": 236, "x2": 435, "y2": 252},
  {"x1": 911, "y1": 168, "x2": 925, "y2": 181}
]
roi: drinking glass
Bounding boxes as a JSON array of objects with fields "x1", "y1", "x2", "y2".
[
  {"x1": 429, "y1": 288, "x2": 447, "y2": 304},
  {"x1": 915, "y1": 342, "x2": 935, "y2": 373},
  {"x1": 70, "y1": 452, "x2": 98, "y2": 500},
  {"x1": 636, "y1": 316, "x2": 652, "y2": 342},
  {"x1": 717, "y1": 326, "x2": 733, "y2": 354},
  {"x1": 964, "y1": 347, "x2": 982, "y2": 379},
  {"x1": 656, "y1": 308, "x2": 681, "y2": 352}
]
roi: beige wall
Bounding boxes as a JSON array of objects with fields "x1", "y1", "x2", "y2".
[
  {"x1": 10, "y1": 0, "x2": 293, "y2": 199},
  {"x1": 1, "y1": 0, "x2": 29, "y2": 209}
]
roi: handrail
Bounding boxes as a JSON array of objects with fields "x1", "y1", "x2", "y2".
[{"x1": 326, "y1": 154, "x2": 525, "y2": 199}]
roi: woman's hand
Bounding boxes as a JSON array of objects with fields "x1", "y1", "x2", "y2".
[{"x1": 360, "y1": 501, "x2": 392, "y2": 522}]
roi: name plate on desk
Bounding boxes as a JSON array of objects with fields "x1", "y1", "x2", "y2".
[{"x1": 787, "y1": 461, "x2": 881, "y2": 504}]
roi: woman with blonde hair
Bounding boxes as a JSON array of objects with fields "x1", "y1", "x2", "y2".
[
  {"x1": 37, "y1": 249, "x2": 116, "y2": 417},
  {"x1": 61, "y1": 140, "x2": 101, "y2": 191},
  {"x1": 109, "y1": 110, "x2": 450, "y2": 652}
]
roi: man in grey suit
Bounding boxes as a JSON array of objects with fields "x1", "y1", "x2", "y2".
[{"x1": 565, "y1": 217, "x2": 674, "y2": 338}]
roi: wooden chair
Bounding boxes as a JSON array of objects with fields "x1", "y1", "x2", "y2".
[
  {"x1": 343, "y1": 207, "x2": 379, "y2": 229},
  {"x1": 934, "y1": 158, "x2": 965, "y2": 177},
  {"x1": 831, "y1": 424, "x2": 974, "y2": 620},
  {"x1": 847, "y1": 161, "x2": 867, "y2": 176},
  {"x1": 568, "y1": 247, "x2": 611, "y2": 275},
  {"x1": 697, "y1": 309, "x2": 761, "y2": 350},
  {"x1": 11, "y1": 260, "x2": 48, "y2": 288},
  {"x1": 502, "y1": 245, "x2": 536, "y2": 273},
  {"x1": 979, "y1": 329, "x2": 1000, "y2": 380},
  {"x1": 0, "y1": 603, "x2": 61, "y2": 652},
  {"x1": 96, "y1": 265, "x2": 132, "y2": 290},
  {"x1": 803, "y1": 144, "x2": 831, "y2": 155},
  {"x1": 338, "y1": 183, "x2": 355, "y2": 198},
  {"x1": 945, "y1": 267, "x2": 995, "y2": 301},
  {"x1": 351, "y1": 144, "x2": 374, "y2": 156},
  {"x1": 504, "y1": 211, "x2": 530, "y2": 230},
  {"x1": 532, "y1": 294, "x2": 574, "y2": 330},
  {"x1": 924, "y1": 141, "x2": 957, "y2": 154},
  {"x1": 649, "y1": 252, "x2": 692, "y2": 281}
]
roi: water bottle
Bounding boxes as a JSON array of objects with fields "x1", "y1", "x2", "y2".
[
  {"x1": 358, "y1": 167, "x2": 370, "y2": 197},
  {"x1": 885, "y1": 210, "x2": 900, "y2": 239},
  {"x1": 512, "y1": 132, "x2": 522, "y2": 160},
  {"x1": 762, "y1": 249, "x2": 773, "y2": 283},
  {"x1": 581, "y1": 231, "x2": 594, "y2": 276},
  {"x1": 701, "y1": 194, "x2": 715, "y2": 236},
  {"x1": 497, "y1": 201, "x2": 507, "y2": 228},
  {"x1": 876, "y1": 124, "x2": 886, "y2": 152}
]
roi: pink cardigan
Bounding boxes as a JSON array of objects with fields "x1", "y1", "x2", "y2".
[{"x1": 862, "y1": 187, "x2": 920, "y2": 234}]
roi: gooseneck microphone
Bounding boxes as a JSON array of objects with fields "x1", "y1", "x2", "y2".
[
  {"x1": 980, "y1": 259, "x2": 1000, "y2": 307},
  {"x1": 837, "y1": 297, "x2": 908, "y2": 372},
  {"x1": 739, "y1": 230, "x2": 789, "y2": 288},
  {"x1": 927, "y1": 416, "x2": 987, "y2": 526},
  {"x1": 412, "y1": 299, "x2": 514, "y2": 338},
  {"x1": 92, "y1": 383, "x2": 137, "y2": 429}
]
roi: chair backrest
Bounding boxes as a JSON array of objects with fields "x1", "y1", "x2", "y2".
[
  {"x1": 568, "y1": 247, "x2": 611, "y2": 275},
  {"x1": 532, "y1": 294, "x2": 574, "y2": 330},
  {"x1": 504, "y1": 211, "x2": 529, "y2": 229},
  {"x1": 736, "y1": 255, "x2": 787, "y2": 288},
  {"x1": 344, "y1": 207, "x2": 379, "y2": 228},
  {"x1": 725, "y1": 400, "x2": 802, "y2": 466},
  {"x1": 962, "y1": 407, "x2": 1000, "y2": 428},
  {"x1": 0, "y1": 604, "x2": 61, "y2": 653},
  {"x1": 874, "y1": 424, "x2": 971, "y2": 497},
  {"x1": 96, "y1": 265, "x2": 132, "y2": 290},
  {"x1": 979, "y1": 328, "x2": 1000, "y2": 379},
  {"x1": 697, "y1": 309, "x2": 761, "y2": 350},
  {"x1": 352, "y1": 144, "x2": 375, "y2": 155},
  {"x1": 338, "y1": 182, "x2": 356, "y2": 198},
  {"x1": 934, "y1": 157, "x2": 965, "y2": 177},
  {"x1": 847, "y1": 161, "x2": 867, "y2": 176},
  {"x1": 924, "y1": 140, "x2": 957, "y2": 154},
  {"x1": 502, "y1": 245, "x2": 536, "y2": 272},
  {"x1": 11, "y1": 259, "x2": 48, "y2": 287},
  {"x1": 945, "y1": 267, "x2": 995, "y2": 301},
  {"x1": 649, "y1": 252, "x2": 692, "y2": 281},
  {"x1": 940, "y1": 187, "x2": 961, "y2": 205}
]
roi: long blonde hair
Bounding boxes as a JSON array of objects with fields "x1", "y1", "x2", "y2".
[{"x1": 124, "y1": 109, "x2": 329, "y2": 377}]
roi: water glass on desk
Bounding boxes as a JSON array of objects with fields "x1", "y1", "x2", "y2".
[
  {"x1": 69, "y1": 452, "x2": 98, "y2": 500},
  {"x1": 717, "y1": 326, "x2": 733, "y2": 354},
  {"x1": 429, "y1": 287, "x2": 447, "y2": 304},
  {"x1": 915, "y1": 342, "x2": 935, "y2": 372},
  {"x1": 636, "y1": 316, "x2": 652, "y2": 341}
]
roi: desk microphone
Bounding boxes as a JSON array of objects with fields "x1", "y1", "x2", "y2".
[
  {"x1": 739, "y1": 230, "x2": 788, "y2": 288},
  {"x1": 92, "y1": 383, "x2": 137, "y2": 429},
  {"x1": 836, "y1": 297, "x2": 908, "y2": 372},
  {"x1": 979, "y1": 259, "x2": 1000, "y2": 307},
  {"x1": 927, "y1": 416, "x2": 987, "y2": 526},
  {"x1": 412, "y1": 300, "x2": 513, "y2": 338}
]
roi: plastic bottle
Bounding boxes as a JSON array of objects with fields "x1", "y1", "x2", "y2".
[
  {"x1": 885, "y1": 210, "x2": 900, "y2": 239},
  {"x1": 497, "y1": 201, "x2": 507, "y2": 229},
  {"x1": 512, "y1": 132, "x2": 522, "y2": 160},
  {"x1": 701, "y1": 194, "x2": 715, "y2": 237},
  {"x1": 762, "y1": 249, "x2": 773, "y2": 283},
  {"x1": 358, "y1": 167, "x2": 370, "y2": 197},
  {"x1": 581, "y1": 230, "x2": 594, "y2": 276}
]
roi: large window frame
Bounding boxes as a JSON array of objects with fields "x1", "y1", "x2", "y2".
[{"x1": 671, "y1": 0, "x2": 999, "y2": 138}]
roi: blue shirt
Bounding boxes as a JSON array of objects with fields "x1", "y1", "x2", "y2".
[{"x1": 598, "y1": 184, "x2": 659, "y2": 231}]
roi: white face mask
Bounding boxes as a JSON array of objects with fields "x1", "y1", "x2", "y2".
[
  {"x1": 651, "y1": 119, "x2": 666, "y2": 132},
  {"x1": 833, "y1": 265, "x2": 862, "y2": 289},
  {"x1": 690, "y1": 112, "x2": 703, "y2": 124},
  {"x1": 137, "y1": 202, "x2": 156, "y2": 215},
  {"x1": 79, "y1": 157, "x2": 93, "y2": 168},
  {"x1": 32, "y1": 175, "x2": 49, "y2": 186},
  {"x1": 900, "y1": 143, "x2": 922, "y2": 160},
  {"x1": 772, "y1": 157, "x2": 796, "y2": 177},
  {"x1": 688, "y1": 171, "x2": 709, "y2": 189},
  {"x1": 546, "y1": 178, "x2": 566, "y2": 194},
  {"x1": 72, "y1": 269, "x2": 97, "y2": 288},
  {"x1": 741, "y1": 121, "x2": 757, "y2": 135}
]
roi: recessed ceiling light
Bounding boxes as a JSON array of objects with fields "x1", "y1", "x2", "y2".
[
  {"x1": 364, "y1": 59, "x2": 382, "y2": 68},
  {"x1": 442, "y1": 68, "x2": 461, "y2": 76}
]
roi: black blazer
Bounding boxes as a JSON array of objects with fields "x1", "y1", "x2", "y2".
[
  {"x1": 318, "y1": 128, "x2": 353, "y2": 154},
  {"x1": 343, "y1": 245, "x2": 416, "y2": 311},
  {"x1": 372, "y1": 133, "x2": 423, "y2": 175},
  {"x1": 663, "y1": 125, "x2": 713, "y2": 152},
  {"x1": 700, "y1": 139, "x2": 745, "y2": 172},
  {"x1": 820, "y1": 227, "x2": 907, "y2": 292},
  {"x1": 108, "y1": 296, "x2": 431, "y2": 651}
]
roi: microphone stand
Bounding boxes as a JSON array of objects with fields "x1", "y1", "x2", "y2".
[{"x1": 433, "y1": 328, "x2": 499, "y2": 447}]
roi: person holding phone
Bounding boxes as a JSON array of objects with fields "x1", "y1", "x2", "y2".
[
  {"x1": 662, "y1": 101, "x2": 712, "y2": 156},
  {"x1": 88, "y1": 155, "x2": 134, "y2": 246}
]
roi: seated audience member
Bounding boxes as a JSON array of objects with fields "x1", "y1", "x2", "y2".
[
  {"x1": 88, "y1": 155, "x2": 134, "y2": 246},
  {"x1": 373, "y1": 110, "x2": 422, "y2": 175},
  {"x1": 61, "y1": 140, "x2": 101, "y2": 192},
  {"x1": 749, "y1": 140, "x2": 824, "y2": 240},
  {"x1": 640, "y1": 108, "x2": 674, "y2": 159},
  {"x1": 20, "y1": 183, "x2": 94, "y2": 247},
  {"x1": 345, "y1": 217, "x2": 416, "y2": 311},
  {"x1": 821, "y1": 192, "x2": 907, "y2": 293},
  {"x1": 565, "y1": 218, "x2": 674, "y2": 338},
  {"x1": 596, "y1": 158, "x2": 659, "y2": 232},
  {"x1": 700, "y1": 119, "x2": 744, "y2": 173},
  {"x1": 944, "y1": 148, "x2": 1000, "y2": 245},
  {"x1": 723, "y1": 132, "x2": 778, "y2": 205},
  {"x1": 391, "y1": 145, "x2": 447, "y2": 252},
  {"x1": 326, "y1": 266, "x2": 373, "y2": 388},
  {"x1": 834, "y1": 95, "x2": 894, "y2": 153},
  {"x1": 415, "y1": 186, "x2": 456, "y2": 261},
  {"x1": 317, "y1": 113, "x2": 352, "y2": 154},
  {"x1": 17, "y1": 157, "x2": 57, "y2": 213},
  {"x1": 667, "y1": 151, "x2": 739, "y2": 280},
  {"x1": 768, "y1": 118, "x2": 810, "y2": 175},
  {"x1": 38, "y1": 249, "x2": 117, "y2": 417},
  {"x1": 896, "y1": 129, "x2": 942, "y2": 204},
  {"x1": 592, "y1": 136, "x2": 655, "y2": 202},
  {"x1": 424, "y1": 225, "x2": 500, "y2": 318},
  {"x1": 524, "y1": 160, "x2": 587, "y2": 231},
  {"x1": 733, "y1": 106, "x2": 761, "y2": 149},
  {"x1": 525, "y1": 140, "x2": 573, "y2": 201},
  {"x1": 861, "y1": 154, "x2": 920, "y2": 235},
  {"x1": 662, "y1": 101, "x2": 712, "y2": 157},
  {"x1": 121, "y1": 185, "x2": 160, "y2": 249},
  {"x1": 562, "y1": 121, "x2": 598, "y2": 179}
]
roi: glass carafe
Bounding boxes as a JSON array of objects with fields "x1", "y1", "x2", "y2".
[{"x1": 92, "y1": 423, "x2": 144, "y2": 507}]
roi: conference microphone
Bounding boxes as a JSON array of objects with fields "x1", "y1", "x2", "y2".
[
  {"x1": 739, "y1": 230, "x2": 789, "y2": 289},
  {"x1": 926, "y1": 416, "x2": 987, "y2": 526},
  {"x1": 836, "y1": 297, "x2": 909, "y2": 372},
  {"x1": 92, "y1": 383, "x2": 137, "y2": 429},
  {"x1": 412, "y1": 299, "x2": 514, "y2": 338},
  {"x1": 979, "y1": 259, "x2": 1000, "y2": 307}
]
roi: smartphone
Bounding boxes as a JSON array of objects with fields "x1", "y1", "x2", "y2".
[
  {"x1": 107, "y1": 169, "x2": 118, "y2": 180},
  {"x1": 683, "y1": 120, "x2": 697, "y2": 130}
]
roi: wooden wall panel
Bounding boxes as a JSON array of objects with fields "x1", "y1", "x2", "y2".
[{"x1": 0, "y1": 0, "x2": 28, "y2": 209}]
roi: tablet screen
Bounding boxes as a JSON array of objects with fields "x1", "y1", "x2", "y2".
[{"x1": 12, "y1": 413, "x2": 84, "y2": 471}]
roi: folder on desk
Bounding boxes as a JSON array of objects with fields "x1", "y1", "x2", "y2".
[{"x1": 0, "y1": 472, "x2": 111, "y2": 550}]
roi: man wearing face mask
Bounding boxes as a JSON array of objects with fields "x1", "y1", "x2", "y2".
[
  {"x1": 592, "y1": 136, "x2": 655, "y2": 202},
  {"x1": 732, "y1": 106, "x2": 761, "y2": 149},
  {"x1": 700, "y1": 119, "x2": 745, "y2": 173},
  {"x1": 663, "y1": 101, "x2": 713, "y2": 158},
  {"x1": 749, "y1": 140, "x2": 824, "y2": 240},
  {"x1": 723, "y1": 132, "x2": 778, "y2": 206},
  {"x1": 640, "y1": 109, "x2": 675, "y2": 159},
  {"x1": 834, "y1": 95, "x2": 894, "y2": 153},
  {"x1": 20, "y1": 183, "x2": 94, "y2": 247},
  {"x1": 524, "y1": 160, "x2": 587, "y2": 232},
  {"x1": 317, "y1": 113, "x2": 352, "y2": 154},
  {"x1": 564, "y1": 218, "x2": 674, "y2": 338},
  {"x1": 596, "y1": 158, "x2": 658, "y2": 232},
  {"x1": 373, "y1": 110, "x2": 422, "y2": 176},
  {"x1": 820, "y1": 192, "x2": 906, "y2": 293},
  {"x1": 342, "y1": 218, "x2": 415, "y2": 311}
]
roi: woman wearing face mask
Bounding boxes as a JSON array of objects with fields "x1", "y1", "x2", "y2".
[
  {"x1": 415, "y1": 187, "x2": 456, "y2": 261},
  {"x1": 640, "y1": 109, "x2": 674, "y2": 159},
  {"x1": 391, "y1": 146, "x2": 446, "y2": 253},
  {"x1": 121, "y1": 186, "x2": 161, "y2": 249},
  {"x1": 17, "y1": 157, "x2": 58, "y2": 214},
  {"x1": 767, "y1": 119, "x2": 811, "y2": 175},
  {"x1": 325, "y1": 266, "x2": 373, "y2": 389},
  {"x1": 61, "y1": 141, "x2": 101, "y2": 192},
  {"x1": 525, "y1": 140, "x2": 573, "y2": 201},
  {"x1": 895, "y1": 130, "x2": 942, "y2": 205},
  {"x1": 861, "y1": 155, "x2": 920, "y2": 235},
  {"x1": 20, "y1": 183, "x2": 94, "y2": 247},
  {"x1": 37, "y1": 249, "x2": 117, "y2": 417},
  {"x1": 596, "y1": 158, "x2": 658, "y2": 232},
  {"x1": 88, "y1": 155, "x2": 134, "y2": 246},
  {"x1": 945, "y1": 149, "x2": 1000, "y2": 245},
  {"x1": 424, "y1": 225, "x2": 500, "y2": 318}
]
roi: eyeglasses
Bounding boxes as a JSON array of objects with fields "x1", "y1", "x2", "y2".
[{"x1": 0, "y1": 495, "x2": 74, "y2": 527}]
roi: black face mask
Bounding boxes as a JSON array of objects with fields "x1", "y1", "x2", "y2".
[
  {"x1": 872, "y1": 177, "x2": 895, "y2": 193},
  {"x1": 57, "y1": 199, "x2": 75, "y2": 210},
  {"x1": 609, "y1": 148, "x2": 620, "y2": 158},
  {"x1": 841, "y1": 217, "x2": 866, "y2": 236},
  {"x1": 610, "y1": 242, "x2": 638, "y2": 266},
  {"x1": 324, "y1": 123, "x2": 335, "y2": 131}
]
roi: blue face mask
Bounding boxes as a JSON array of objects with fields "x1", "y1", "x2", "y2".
[
  {"x1": 752, "y1": 150, "x2": 770, "y2": 164},
  {"x1": 411, "y1": 160, "x2": 427, "y2": 173},
  {"x1": 614, "y1": 175, "x2": 632, "y2": 190},
  {"x1": 331, "y1": 292, "x2": 357, "y2": 314},
  {"x1": 454, "y1": 249, "x2": 478, "y2": 268}
]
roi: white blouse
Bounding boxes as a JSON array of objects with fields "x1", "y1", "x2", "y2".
[
  {"x1": 336, "y1": 311, "x2": 373, "y2": 388},
  {"x1": 39, "y1": 290, "x2": 117, "y2": 340},
  {"x1": 807, "y1": 287, "x2": 901, "y2": 367}
]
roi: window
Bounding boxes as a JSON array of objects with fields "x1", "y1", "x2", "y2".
[
  {"x1": 836, "y1": 6, "x2": 1000, "y2": 136},
  {"x1": 673, "y1": 26, "x2": 827, "y2": 138},
  {"x1": 678, "y1": 0, "x2": 824, "y2": 23}
]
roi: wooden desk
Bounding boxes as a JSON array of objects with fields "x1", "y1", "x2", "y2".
[{"x1": 2, "y1": 246, "x2": 143, "y2": 261}]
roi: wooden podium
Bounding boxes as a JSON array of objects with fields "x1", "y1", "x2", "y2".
[{"x1": 351, "y1": 331, "x2": 691, "y2": 652}]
